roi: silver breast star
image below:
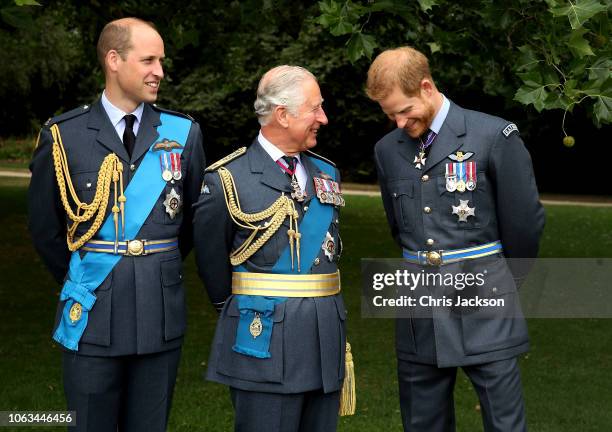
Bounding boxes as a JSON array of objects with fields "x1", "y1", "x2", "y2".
[{"x1": 452, "y1": 200, "x2": 475, "y2": 222}]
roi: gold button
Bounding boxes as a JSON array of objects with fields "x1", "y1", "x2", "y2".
[
  {"x1": 426, "y1": 251, "x2": 442, "y2": 266},
  {"x1": 426, "y1": 238, "x2": 434, "y2": 246},
  {"x1": 424, "y1": 206, "x2": 431, "y2": 213},
  {"x1": 314, "y1": 257, "x2": 320, "y2": 266},
  {"x1": 130, "y1": 164, "x2": 136, "y2": 171},
  {"x1": 421, "y1": 175, "x2": 429, "y2": 182}
]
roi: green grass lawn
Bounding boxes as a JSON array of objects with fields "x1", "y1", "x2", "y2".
[{"x1": 1, "y1": 181, "x2": 611, "y2": 431}]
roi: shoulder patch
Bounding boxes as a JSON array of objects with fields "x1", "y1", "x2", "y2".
[
  {"x1": 152, "y1": 104, "x2": 195, "y2": 122},
  {"x1": 206, "y1": 147, "x2": 247, "y2": 172},
  {"x1": 46, "y1": 105, "x2": 91, "y2": 127},
  {"x1": 305, "y1": 150, "x2": 336, "y2": 167},
  {"x1": 502, "y1": 123, "x2": 519, "y2": 138}
]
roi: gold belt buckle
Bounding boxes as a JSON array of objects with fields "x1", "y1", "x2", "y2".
[
  {"x1": 126, "y1": 239, "x2": 146, "y2": 256},
  {"x1": 425, "y1": 251, "x2": 442, "y2": 266}
]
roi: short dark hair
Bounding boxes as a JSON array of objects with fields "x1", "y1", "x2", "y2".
[{"x1": 96, "y1": 18, "x2": 157, "y2": 72}]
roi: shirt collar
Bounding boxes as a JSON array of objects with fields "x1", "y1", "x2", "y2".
[
  {"x1": 101, "y1": 90, "x2": 144, "y2": 128},
  {"x1": 257, "y1": 131, "x2": 302, "y2": 164},
  {"x1": 429, "y1": 94, "x2": 450, "y2": 135}
]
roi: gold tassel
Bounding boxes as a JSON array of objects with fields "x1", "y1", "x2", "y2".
[{"x1": 339, "y1": 342, "x2": 356, "y2": 416}]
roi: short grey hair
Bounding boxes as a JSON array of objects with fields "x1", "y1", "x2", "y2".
[{"x1": 254, "y1": 65, "x2": 317, "y2": 126}]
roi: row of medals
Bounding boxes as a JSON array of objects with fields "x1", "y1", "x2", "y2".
[
  {"x1": 290, "y1": 176, "x2": 346, "y2": 207},
  {"x1": 445, "y1": 161, "x2": 477, "y2": 192},
  {"x1": 160, "y1": 152, "x2": 182, "y2": 219}
]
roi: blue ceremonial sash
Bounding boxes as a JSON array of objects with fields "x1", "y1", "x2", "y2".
[
  {"x1": 53, "y1": 113, "x2": 191, "y2": 351},
  {"x1": 233, "y1": 156, "x2": 336, "y2": 358}
]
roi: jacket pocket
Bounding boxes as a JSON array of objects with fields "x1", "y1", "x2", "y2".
[
  {"x1": 80, "y1": 272, "x2": 113, "y2": 346},
  {"x1": 161, "y1": 256, "x2": 186, "y2": 341},
  {"x1": 216, "y1": 297, "x2": 285, "y2": 383},
  {"x1": 73, "y1": 170, "x2": 99, "y2": 204},
  {"x1": 388, "y1": 179, "x2": 415, "y2": 233}
]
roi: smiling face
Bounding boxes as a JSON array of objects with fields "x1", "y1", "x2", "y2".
[
  {"x1": 106, "y1": 24, "x2": 164, "y2": 112},
  {"x1": 378, "y1": 82, "x2": 439, "y2": 139},
  {"x1": 284, "y1": 78, "x2": 328, "y2": 152}
]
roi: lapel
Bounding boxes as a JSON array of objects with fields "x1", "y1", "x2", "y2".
[
  {"x1": 299, "y1": 153, "x2": 318, "y2": 204},
  {"x1": 131, "y1": 104, "x2": 161, "y2": 163},
  {"x1": 394, "y1": 130, "x2": 419, "y2": 166},
  {"x1": 87, "y1": 99, "x2": 130, "y2": 163},
  {"x1": 248, "y1": 139, "x2": 292, "y2": 194},
  {"x1": 424, "y1": 102, "x2": 466, "y2": 173}
]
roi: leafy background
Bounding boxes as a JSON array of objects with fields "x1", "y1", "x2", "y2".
[{"x1": 0, "y1": 0, "x2": 610, "y2": 193}]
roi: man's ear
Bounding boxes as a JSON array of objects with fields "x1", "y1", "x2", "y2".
[
  {"x1": 106, "y1": 50, "x2": 121, "y2": 73},
  {"x1": 420, "y1": 78, "x2": 434, "y2": 97},
  {"x1": 274, "y1": 105, "x2": 290, "y2": 128}
]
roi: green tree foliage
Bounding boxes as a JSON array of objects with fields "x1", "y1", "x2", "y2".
[{"x1": 315, "y1": 0, "x2": 611, "y2": 130}]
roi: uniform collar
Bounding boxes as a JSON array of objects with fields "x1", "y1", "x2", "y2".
[
  {"x1": 429, "y1": 94, "x2": 450, "y2": 135},
  {"x1": 257, "y1": 130, "x2": 302, "y2": 165},
  {"x1": 101, "y1": 90, "x2": 144, "y2": 132}
]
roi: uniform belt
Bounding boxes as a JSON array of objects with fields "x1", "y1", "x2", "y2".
[
  {"x1": 403, "y1": 241, "x2": 502, "y2": 266},
  {"x1": 82, "y1": 238, "x2": 179, "y2": 256},
  {"x1": 231, "y1": 271, "x2": 341, "y2": 297}
]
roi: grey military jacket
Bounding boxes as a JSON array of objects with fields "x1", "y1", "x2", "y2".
[
  {"x1": 193, "y1": 140, "x2": 347, "y2": 394},
  {"x1": 28, "y1": 99, "x2": 205, "y2": 356},
  {"x1": 374, "y1": 101, "x2": 545, "y2": 367}
]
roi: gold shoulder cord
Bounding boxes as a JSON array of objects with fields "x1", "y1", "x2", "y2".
[
  {"x1": 50, "y1": 124, "x2": 126, "y2": 252},
  {"x1": 217, "y1": 167, "x2": 302, "y2": 271}
]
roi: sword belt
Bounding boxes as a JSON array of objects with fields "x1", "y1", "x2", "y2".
[
  {"x1": 232, "y1": 270, "x2": 341, "y2": 297},
  {"x1": 82, "y1": 238, "x2": 179, "y2": 256},
  {"x1": 403, "y1": 241, "x2": 502, "y2": 266}
]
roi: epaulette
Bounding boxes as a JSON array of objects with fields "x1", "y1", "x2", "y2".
[
  {"x1": 206, "y1": 147, "x2": 247, "y2": 172},
  {"x1": 501, "y1": 123, "x2": 519, "y2": 138},
  {"x1": 306, "y1": 149, "x2": 336, "y2": 167},
  {"x1": 152, "y1": 104, "x2": 195, "y2": 122},
  {"x1": 44, "y1": 104, "x2": 91, "y2": 128}
]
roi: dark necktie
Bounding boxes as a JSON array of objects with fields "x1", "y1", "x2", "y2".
[
  {"x1": 123, "y1": 114, "x2": 136, "y2": 158},
  {"x1": 281, "y1": 156, "x2": 298, "y2": 178}
]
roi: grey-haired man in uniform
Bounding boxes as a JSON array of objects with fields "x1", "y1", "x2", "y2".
[
  {"x1": 367, "y1": 46, "x2": 545, "y2": 431},
  {"x1": 194, "y1": 65, "x2": 351, "y2": 432},
  {"x1": 28, "y1": 18, "x2": 205, "y2": 431}
]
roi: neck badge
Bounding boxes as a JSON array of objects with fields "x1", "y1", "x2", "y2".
[
  {"x1": 414, "y1": 151, "x2": 427, "y2": 170},
  {"x1": 452, "y1": 199, "x2": 475, "y2": 222}
]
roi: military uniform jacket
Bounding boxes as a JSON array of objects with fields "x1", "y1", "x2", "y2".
[
  {"x1": 193, "y1": 140, "x2": 347, "y2": 394},
  {"x1": 374, "y1": 101, "x2": 545, "y2": 367},
  {"x1": 28, "y1": 99, "x2": 205, "y2": 356}
]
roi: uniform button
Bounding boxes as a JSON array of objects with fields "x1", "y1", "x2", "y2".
[
  {"x1": 130, "y1": 164, "x2": 136, "y2": 171},
  {"x1": 86, "y1": 182, "x2": 92, "y2": 188},
  {"x1": 424, "y1": 206, "x2": 431, "y2": 213},
  {"x1": 492, "y1": 287, "x2": 498, "y2": 293},
  {"x1": 304, "y1": 206, "x2": 309, "y2": 212},
  {"x1": 335, "y1": 219, "x2": 339, "y2": 224},
  {"x1": 421, "y1": 174, "x2": 429, "y2": 182},
  {"x1": 426, "y1": 238, "x2": 434, "y2": 246},
  {"x1": 314, "y1": 258, "x2": 320, "y2": 266},
  {"x1": 393, "y1": 192, "x2": 398, "y2": 197}
]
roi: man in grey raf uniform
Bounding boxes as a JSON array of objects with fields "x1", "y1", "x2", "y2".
[
  {"x1": 28, "y1": 18, "x2": 205, "y2": 431},
  {"x1": 193, "y1": 65, "x2": 352, "y2": 432},
  {"x1": 366, "y1": 47, "x2": 545, "y2": 431}
]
